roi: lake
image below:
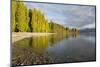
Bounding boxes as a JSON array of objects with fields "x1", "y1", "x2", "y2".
[{"x1": 12, "y1": 32, "x2": 96, "y2": 66}]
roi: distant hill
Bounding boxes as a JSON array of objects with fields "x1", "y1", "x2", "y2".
[{"x1": 80, "y1": 28, "x2": 96, "y2": 33}]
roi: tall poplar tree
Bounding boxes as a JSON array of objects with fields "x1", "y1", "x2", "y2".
[
  {"x1": 12, "y1": 1, "x2": 17, "y2": 32},
  {"x1": 16, "y1": 2, "x2": 28, "y2": 32}
]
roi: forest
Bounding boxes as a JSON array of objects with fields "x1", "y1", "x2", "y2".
[{"x1": 12, "y1": 0, "x2": 80, "y2": 33}]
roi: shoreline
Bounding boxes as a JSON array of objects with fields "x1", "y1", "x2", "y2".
[{"x1": 12, "y1": 32, "x2": 56, "y2": 43}]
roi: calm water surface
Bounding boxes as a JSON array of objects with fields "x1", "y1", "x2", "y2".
[{"x1": 12, "y1": 32, "x2": 96, "y2": 66}]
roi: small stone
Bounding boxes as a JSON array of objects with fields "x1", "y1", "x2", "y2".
[{"x1": 33, "y1": 62, "x2": 37, "y2": 64}]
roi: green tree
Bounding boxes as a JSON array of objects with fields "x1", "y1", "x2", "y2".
[
  {"x1": 16, "y1": 2, "x2": 28, "y2": 32},
  {"x1": 12, "y1": 1, "x2": 79, "y2": 33},
  {"x1": 31, "y1": 8, "x2": 49, "y2": 32},
  {"x1": 28, "y1": 9, "x2": 32, "y2": 32},
  {"x1": 12, "y1": 1, "x2": 17, "y2": 32}
]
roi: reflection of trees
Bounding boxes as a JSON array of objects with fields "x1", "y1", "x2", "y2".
[
  {"x1": 69, "y1": 33, "x2": 80, "y2": 38},
  {"x1": 31, "y1": 36, "x2": 49, "y2": 54},
  {"x1": 49, "y1": 33, "x2": 80, "y2": 47},
  {"x1": 49, "y1": 33, "x2": 67, "y2": 45},
  {"x1": 12, "y1": 33, "x2": 80, "y2": 66},
  {"x1": 12, "y1": 36, "x2": 54, "y2": 66}
]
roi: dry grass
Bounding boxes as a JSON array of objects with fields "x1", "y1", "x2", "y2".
[{"x1": 12, "y1": 32, "x2": 56, "y2": 43}]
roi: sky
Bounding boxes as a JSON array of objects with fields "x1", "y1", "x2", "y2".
[{"x1": 24, "y1": 2, "x2": 96, "y2": 29}]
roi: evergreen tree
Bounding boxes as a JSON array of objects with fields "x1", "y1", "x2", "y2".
[{"x1": 28, "y1": 9, "x2": 32, "y2": 32}]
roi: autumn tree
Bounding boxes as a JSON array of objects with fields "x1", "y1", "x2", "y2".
[
  {"x1": 30, "y1": 8, "x2": 49, "y2": 32},
  {"x1": 11, "y1": 1, "x2": 79, "y2": 34},
  {"x1": 12, "y1": 1, "x2": 17, "y2": 32},
  {"x1": 16, "y1": 2, "x2": 28, "y2": 32}
]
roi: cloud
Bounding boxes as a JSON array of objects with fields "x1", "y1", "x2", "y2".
[
  {"x1": 24, "y1": 2, "x2": 96, "y2": 29},
  {"x1": 80, "y1": 23, "x2": 95, "y2": 29}
]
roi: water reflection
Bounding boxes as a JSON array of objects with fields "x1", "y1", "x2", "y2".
[
  {"x1": 31, "y1": 36, "x2": 49, "y2": 54},
  {"x1": 12, "y1": 33, "x2": 95, "y2": 66}
]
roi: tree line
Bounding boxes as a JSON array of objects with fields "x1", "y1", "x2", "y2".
[{"x1": 12, "y1": 0, "x2": 79, "y2": 33}]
